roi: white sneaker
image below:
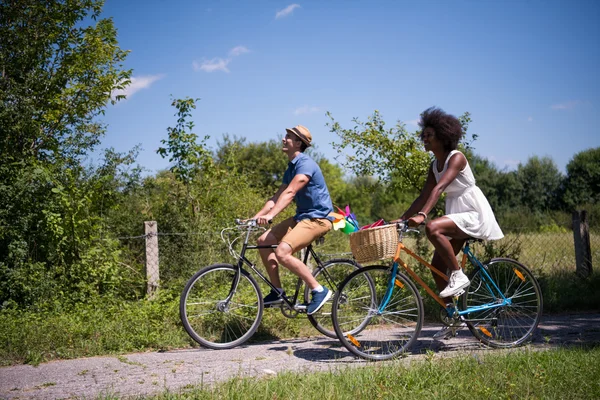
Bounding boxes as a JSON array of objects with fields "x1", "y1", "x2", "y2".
[{"x1": 439, "y1": 269, "x2": 470, "y2": 298}]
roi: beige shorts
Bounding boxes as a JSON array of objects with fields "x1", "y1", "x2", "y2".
[{"x1": 270, "y1": 217, "x2": 332, "y2": 253}]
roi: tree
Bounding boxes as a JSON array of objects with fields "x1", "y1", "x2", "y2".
[
  {"x1": 157, "y1": 97, "x2": 212, "y2": 186},
  {"x1": 515, "y1": 156, "x2": 563, "y2": 212},
  {"x1": 0, "y1": 0, "x2": 130, "y2": 164},
  {"x1": 215, "y1": 135, "x2": 288, "y2": 194},
  {"x1": 327, "y1": 110, "x2": 477, "y2": 193},
  {"x1": 0, "y1": 0, "x2": 133, "y2": 308},
  {"x1": 562, "y1": 147, "x2": 600, "y2": 209},
  {"x1": 326, "y1": 110, "x2": 429, "y2": 192}
]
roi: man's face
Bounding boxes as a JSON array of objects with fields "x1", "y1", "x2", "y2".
[{"x1": 282, "y1": 132, "x2": 301, "y2": 152}]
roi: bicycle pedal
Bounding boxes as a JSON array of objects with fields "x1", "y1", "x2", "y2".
[{"x1": 293, "y1": 303, "x2": 307, "y2": 312}]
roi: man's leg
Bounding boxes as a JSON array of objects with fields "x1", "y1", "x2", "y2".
[
  {"x1": 274, "y1": 218, "x2": 333, "y2": 315},
  {"x1": 257, "y1": 217, "x2": 297, "y2": 289},
  {"x1": 257, "y1": 230, "x2": 282, "y2": 288},
  {"x1": 274, "y1": 218, "x2": 331, "y2": 289},
  {"x1": 274, "y1": 242, "x2": 319, "y2": 289}
]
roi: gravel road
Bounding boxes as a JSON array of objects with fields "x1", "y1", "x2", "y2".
[{"x1": 1, "y1": 312, "x2": 599, "y2": 400}]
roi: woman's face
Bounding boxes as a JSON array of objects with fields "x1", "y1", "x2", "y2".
[{"x1": 421, "y1": 127, "x2": 438, "y2": 151}]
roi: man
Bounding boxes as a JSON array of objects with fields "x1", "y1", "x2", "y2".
[{"x1": 251, "y1": 125, "x2": 334, "y2": 315}]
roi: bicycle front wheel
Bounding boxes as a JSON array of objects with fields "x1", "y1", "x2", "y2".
[
  {"x1": 180, "y1": 263, "x2": 263, "y2": 349},
  {"x1": 306, "y1": 258, "x2": 364, "y2": 338},
  {"x1": 332, "y1": 265, "x2": 424, "y2": 361},
  {"x1": 462, "y1": 258, "x2": 543, "y2": 348}
]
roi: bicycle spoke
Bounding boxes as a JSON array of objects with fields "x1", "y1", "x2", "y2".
[
  {"x1": 332, "y1": 266, "x2": 424, "y2": 361},
  {"x1": 462, "y1": 258, "x2": 542, "y2": 348},
  {"x1": 180, "y1": 264, "x2": 263, "y2": 349},
  {"x1": 306, "y1": 259, "x2": 363, "y2": 338}
]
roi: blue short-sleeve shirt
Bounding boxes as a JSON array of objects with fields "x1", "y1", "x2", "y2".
[{"x1": 282, "y1": 153, "x2": 334, "y2": 221}]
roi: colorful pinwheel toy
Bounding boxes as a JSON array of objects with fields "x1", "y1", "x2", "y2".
[{"x1": 330, "y1": 205, "x2": 360, "y2": 234}]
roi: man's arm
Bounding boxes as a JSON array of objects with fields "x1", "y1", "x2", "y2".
[
  {"x1": 256, "y1": 174, "x2": 309, "y2": 225},
  {"x1": 251, "y1": 184, "x2": 288, "y2": 220}
]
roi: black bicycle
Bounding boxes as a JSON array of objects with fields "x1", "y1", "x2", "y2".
[{"x1": 180, "y1": 219, "x2": 367, "y2": 349}]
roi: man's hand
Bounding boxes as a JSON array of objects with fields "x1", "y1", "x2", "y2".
[{"x1": 256, "y1": 214, "x2": 275, "y2": 226}]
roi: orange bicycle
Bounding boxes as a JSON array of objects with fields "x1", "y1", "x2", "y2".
[{"x1": 331, "y1": 222, "x2": 543, "y2": 360}]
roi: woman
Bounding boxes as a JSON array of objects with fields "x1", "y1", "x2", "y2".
[{"x1": 397, "y1": 107, "x2": 503, "y2": 302}]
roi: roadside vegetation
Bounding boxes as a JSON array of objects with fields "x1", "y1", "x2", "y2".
[
  {"x1": 99, "y1": 346, "x2": 600, "y2": 399},
  {"x1": 1, "y1": 0, "x2": 599, "y2": 367}
]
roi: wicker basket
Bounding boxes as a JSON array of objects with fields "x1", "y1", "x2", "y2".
[{"x1": 349, "y1": 224, "x2": 399, "y2": 263}]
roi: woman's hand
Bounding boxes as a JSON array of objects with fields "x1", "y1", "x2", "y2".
[{"x1": 407, "y1": 214, "x2": 426, "y2": 227}]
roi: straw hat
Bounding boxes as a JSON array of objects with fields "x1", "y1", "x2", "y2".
[{"x1": 285, "y1": 125, "x2": 312, "y2": 147}]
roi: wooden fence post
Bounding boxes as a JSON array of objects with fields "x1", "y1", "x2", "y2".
[
  {"x1": 572, "y1": 210, "x2": 593, "y2": 278},
  {"x1": 145, "y1": 221, "x2": 160, "y2": 298}
]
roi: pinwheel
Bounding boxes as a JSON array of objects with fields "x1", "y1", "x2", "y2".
[{"x1": 330, "y1": 205, "x2": 359, "y2": 234}]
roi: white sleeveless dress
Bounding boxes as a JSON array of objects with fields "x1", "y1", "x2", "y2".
[{"x1": 433, "y1": 150, "x2": 504, "y2": 240}]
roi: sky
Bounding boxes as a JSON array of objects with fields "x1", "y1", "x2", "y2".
[{"x1": 99, "y1": 0, "x2": 600, "y2": 175}]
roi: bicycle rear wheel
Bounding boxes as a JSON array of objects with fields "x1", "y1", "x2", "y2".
[
  {"x1": 180, "y1": 263, "x2": 263, "y2": 349},
  {"x1": 462, "y1": 258, "x2": 543, "y2": 348},
  {"x1": 306, "y1": 258, "x2": 365, "y2": 338},
  {"x1": 332, "y1": 265, "x2": 424, "y2": 361}
]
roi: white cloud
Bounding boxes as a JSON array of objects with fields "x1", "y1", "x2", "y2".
[
  {"x1": 527, "y1": 116, "x2": 533, "y2": 122},
  {"x1": 111, "y1": 74, "x2": 164, "y2": 100},
  {"x1": 194, "y1": 46, "x2": 250, "y2": 73},
  {"x1": 193, "y1": 58, "x2": 231, "y2": 73},
  {"x1": 276, "y1": 4, "x2": 300, "y2": 19},
  {"x1": 550, "y1": 100, "x2": 580, "y2": 110},
  {"x1": 406, "y1": 119, "x2": 420, "y2": 126},
  {"x1": 294, "y1": 105, "x2": 320, "y2": 115},
  {"x1": 229, "y1": 46, "x2": 250, "y2": 57}
]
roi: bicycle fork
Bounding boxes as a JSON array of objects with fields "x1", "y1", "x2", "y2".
[{"x1": 378, "y1": 262, "x2": 399, "y2": 313}]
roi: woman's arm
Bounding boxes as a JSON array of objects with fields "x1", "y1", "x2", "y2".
[
  {"x1": 407, "y1": 152, "x2": 467, "y2": 225},
  {"x1": 399, "y1": 167, "x2": 437, "y2": 220}
]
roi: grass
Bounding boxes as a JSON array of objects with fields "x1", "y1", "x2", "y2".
[
  {"x1": 1, "y1": 231, "x2": 598, "y2": 366},
  {"x1": 97, "y1": 346, "x2": 600, "y2": 399},
  {"x1": 0, "y1": 290, "x2": 320, "y2": 366}
]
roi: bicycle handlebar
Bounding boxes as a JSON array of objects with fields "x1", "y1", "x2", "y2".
[
  {"x1": 391, "y1": 220, "x2": 421, "y2": 235},
  {"x1": 234, "y1": 218, "x2": 273, "y2": 227}
]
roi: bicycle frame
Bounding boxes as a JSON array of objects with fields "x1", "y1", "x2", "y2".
[
  {"x1": 226, "y1": 225, "x2": 329, "y2": 311},
  {"x1": 387, "y1": 236, "x2": 512, "y2": 316}
]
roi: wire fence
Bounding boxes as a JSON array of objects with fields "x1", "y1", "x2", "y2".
[{"x1": 116, "y1": 215, "x2": 597, "y2": 296}]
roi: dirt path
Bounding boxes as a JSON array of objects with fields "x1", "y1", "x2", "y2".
[{"x1": 1, "y1": 312, "x2": 599, "y2": 400}]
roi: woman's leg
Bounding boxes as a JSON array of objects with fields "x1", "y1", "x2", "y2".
[
  {"x1": 426, "y1": 217, "x2": 471, "y2": 298},
  {"x1": 430, "y1": 239, "x2": 466, "y2": 292},
  {"x1": 426, "y1": 216, "x2": 470, "y2": 271}
]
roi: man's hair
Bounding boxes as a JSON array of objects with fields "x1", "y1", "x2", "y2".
[
  {"x1": 419, "y1": 107, "x2": 463, "y2": 151},
  {"x1": 292, "y1": 136, "x2": 308, "y2": 152}
]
